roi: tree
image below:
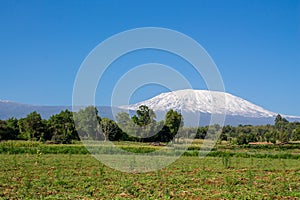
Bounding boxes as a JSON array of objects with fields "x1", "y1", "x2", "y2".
[
  {"x1": 73, "y1": 106, "x2": 102, "y2": 140},
  {"x1": 0, "y1": 120, "x2": 11, "y2": 140},
  {"x1": 100, "y1": 118, "x2": 124, "y2": 141},
  {"x1": 275, "y1": 114, "x2": 289, "y2": 129},
  {"x1": 116, "y1": 112, "x2": 139, "y2": 140},
  {"x1": 247, "y1": 133, "x2": 258, "y2": 143},
  {"x1": 48, "y1": 109, "x2": 78, "y2": 143},
  {"x1": 131, "y1": 105, "x2": 156, "y2": 140},
  {"x1": 196, "y1": 126, "x2": 208, "y2": 139},
  {"x1": 164, "y1": 109, "x2": 183, "y2": 143},
  {"x1": 0, "y1": 118, "x2": 19, "y2": 141},
  {"x1": 206, "y1": 124, "x2": 222, "y2": 140},
  {"x1": 116, "y1": 112, "x2": 132, "y2": 132},
  {"x1": 18, "y1": 111, "x2": 46, "y2": 141},
  {"x1": 291, "y1": 125, "x2": 300, "y2": 141},
  {"x1": 237, "y1": 133, "x2": 248, "y2": 145},
  {"x1": 274, "y1": 114, "x2": 291, "y2": 143},
  {"x1": 154, "y1": 125, "x2": 172, "y2": 142},
  {"x1": 132, "y1": 105, "x2": 156, "y2": 127},
  {"x1": 116, "y1": 112, "x2": 131, "y2": 128},
  {"x1": 221, "y1": 125, "x2": 234, "y2": 141}
]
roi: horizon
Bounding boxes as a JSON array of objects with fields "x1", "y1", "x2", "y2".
[
  {"x1": 0, "y1": 1, "x2": 299, "y2": 116},
  {"x1": 1, "y1": 88, "x2": 300, "y2": 118}
]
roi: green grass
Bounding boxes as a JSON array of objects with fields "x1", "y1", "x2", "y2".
[
  {"x1": 1, "y1": 140, "x2": 300, "y2": 159},
  {"x1": 0, "y1": 140, "x2": 300, "y2": 199},
  {"x1": 0, "y1": 154, "x2": 300, "y2": 199}
]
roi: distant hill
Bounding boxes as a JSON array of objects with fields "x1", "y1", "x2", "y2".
[
  {"x1": 0, "y1": 100, "x2": 122, "y2": 120},
  {"x1": 119, "y1": 89, "x2": 300, "y2": 126},
  {"x1": 1, "y1": 90, "x2": 300, "y2": 126}
]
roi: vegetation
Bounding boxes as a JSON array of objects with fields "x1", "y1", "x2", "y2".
[
  {"x1": 0, "y1": 106, "x2": 300, "y2": 198},
  {"x1": 0, "y1": 105, "x2": 300, "y2": 146},
  {"x1": 0, "y1": 151, "x2": 299, "y2": 199}
]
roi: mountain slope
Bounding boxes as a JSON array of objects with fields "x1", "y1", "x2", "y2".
[
  {"x1": 1, "y1": 90, "x2": 299, "y2": 126},
  {"x1": 0, "y1": 100, "x2": 121, "y2": 120},
  {"x1": 120, "y1": 89, "x2": 299, "y2": 126},
  {"x1": 120, "y1": 89, "x2": 276, "y2": 118}
]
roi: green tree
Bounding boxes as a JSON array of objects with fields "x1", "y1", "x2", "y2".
[
  {"x1": 237, "y1": 133, "x2": 248, "y2": 145},
  {"x1": 164, "y1": 109, "x2": 183, "y2": 143},
  {"x1": 247, "y1": 133, "x2": 258, "y2": 143},
  {"x1": 221, "y1": 125, "x2": 235, "y2": 141},
  {"x1": 131, "y1": 105, "x2": 156, "y2": 140},
  {"x1": 0, "y1": 120, "x2": 11, "y2": 140},
  {"x1": 100, "y1": 118, "x2": 124, "y2": 141},
  {"x1": 132, "y1": 105, "x2": 156, "y2": 127},
  {"x1": 116, "y1": 112, "x2": 139, "y2": 140},
  {"x1": 73, "y1": 106, "x2": 102, "y2": 140},
  {"x1": 196, "y1": 126, "x2": 208, "y2": 139},
  {"x1": 0, "y1": 118, "x2": 19, "y2": 140},
  {"x1": 291, "y1": 125, "x2": 300, "y2": 141},
  {"x1": 48, "y1": 109, "x2": 78, "y2": 143},
  {"x1": 274, "y1": 114, "x2": 291, "y2": 143},
  {"x1": 116, "y1": 112, "x2": 131, "y2": 128},
  {"x1": 275, "y1": 114, "x2": 289, "y2": 129},
  {"x1": 154, "y1": 125, "x2": 172, "y2": 142},
  {"x1": 17, "y1": 111, "x2": 46, "y2": 141}
]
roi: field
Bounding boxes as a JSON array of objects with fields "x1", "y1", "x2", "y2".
[{"x1": 0, "y1": 141, "x2": 300, "y2": 199}]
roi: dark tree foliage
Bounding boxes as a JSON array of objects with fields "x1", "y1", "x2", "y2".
[
  {"x1": 0, "y1": 118, "x2": 19, "y2": 141},
  {"x1": 0, "y1": 108, "x2": 299, "y2": 144},
  {"x1": 131, "y1": 105, "x2": 157, "y2": 140},
  {"x1": 0, "y1": 120, "x2": 16, "y2": 140},
  {"x1": 195, "y1": 127, "x2": 208, "y2": 139},
  {"x1": 100, "y1": 118, "x2": 126, "y2": 141},
  {"x1": 73, "y1": 106, "x2": 102, "y2": 140},
  {"x1": 47, "y1": 110, "x2": 78, "y2": 144},
  {"x1": 165, "y1": 109, "x2": 183, "y2": 143},
  {"x1": 18, "y1": 111, "x2": 47, "y2": 141},
  {"x1": 237, "y1": 133, "x2": 248, "y2": 145},
  {"x1": 274, "y1": 114, "x2": 292, "y2": 143},
  {"x1": 142, "y1": 125, "x2": 172, "y2": 143},
  {"x1": 132, "y1": 105, "x2": 156, "y2": 127}
]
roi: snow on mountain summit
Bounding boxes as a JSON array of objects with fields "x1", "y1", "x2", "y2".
[
  {"x1": 120, "y1": 89, "x2": 276, "y2": 118},
  {"x1": 0, "y1": 100, "x2": 11, "y2": 103}
]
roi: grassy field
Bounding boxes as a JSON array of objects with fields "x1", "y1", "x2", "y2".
[{"x1": 0, "y1": 141, "x2": 300, "y2": 199}]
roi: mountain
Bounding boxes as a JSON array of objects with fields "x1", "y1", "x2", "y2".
[
  {"x1": 1, "y1": 90, "x2": 300, "y2": 126},
  {"x1": 0, "y1": 100, "x2": 121, "y2": 120},
  {"x1": 0, "y1": 100, "x2": 69, "y2": 119},
  {"x1": 119, "y1": 89, "x2": 300, "y2": 126}
]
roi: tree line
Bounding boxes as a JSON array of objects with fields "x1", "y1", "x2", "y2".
[
  {"x1": 0, "y1": 105, "x2": 183, "y2": 144},
  {"x1": 183, "y1": 114, "x2": 300, "y2": 144},
  {"x1": 0, "y1": 105, "x2": 299, "y2": 144}
]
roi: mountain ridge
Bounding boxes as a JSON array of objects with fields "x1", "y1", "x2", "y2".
[
  {"x1": 1, "y1": 89, "x2": 299, "y2": 126},
  {"x1": 119, "y1": 89, "x2": 300, "y2": 126},
  {"x1": 120, "y1": 89, "x2": 277, "y2": 117}
]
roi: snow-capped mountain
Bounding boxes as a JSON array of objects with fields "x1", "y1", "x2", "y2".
[
  {"x1": 1, "y1": 90, "x2": 299, "y2": 126},
  {"x1": 120, "y1": 89, "x2": 275, "y2": 117},
  {"x1": 120, "y1": 89, "x2": 300, "y2": 126}
]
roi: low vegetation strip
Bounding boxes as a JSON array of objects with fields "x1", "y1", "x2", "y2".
[
  {"x1": 1, "y1": 141, "x2": 299, "y2": 160},
  {"x1": 0, "y1": 154, "x2": 299, "y2": 199}
]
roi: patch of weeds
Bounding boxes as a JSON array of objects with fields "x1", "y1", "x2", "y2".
[{"x1": 222, "y1": 152, "x2": 231, "y2": 169}]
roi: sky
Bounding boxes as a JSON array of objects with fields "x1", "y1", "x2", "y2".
[{"x1": 0, "y1": 0, "x2": 299, "y2": 116}]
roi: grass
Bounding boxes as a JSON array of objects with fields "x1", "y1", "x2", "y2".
[
  {"x1": 1, "y1": 154, "x2": 300, "y2": 199},
  {"x1": 1, "y1": 140, "x2": 300, "y2": 159},
  {"x1": 0, "y1": 140, "x2": 300, "y2": 199}
]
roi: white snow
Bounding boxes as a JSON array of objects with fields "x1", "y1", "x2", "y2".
[
  {"x1": 0, "y1": 100, "x2": 11, "y2": 103},
  {"x1": 119, "y1": 89, "x2": 277, "y2": 118}
]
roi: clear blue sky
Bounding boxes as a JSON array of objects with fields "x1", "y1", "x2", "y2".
[{"x1": 0, "y1": 0, "x2": 299, "y2": 116}]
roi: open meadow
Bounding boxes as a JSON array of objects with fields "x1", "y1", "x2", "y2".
[{"x1": 0, "y1": 140, "x2": 300, "y2": 199}]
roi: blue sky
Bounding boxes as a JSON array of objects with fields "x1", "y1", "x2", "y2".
[{"x1": 0, "y1": 0, "x2": 299, "y2": 116}]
